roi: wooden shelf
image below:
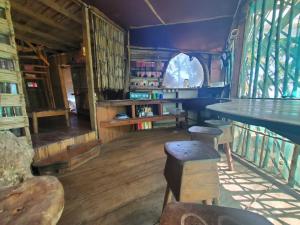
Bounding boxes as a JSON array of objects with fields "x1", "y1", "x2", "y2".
[
  {"x1": 130, "y1": 76, "x2": 162, "y2": 80},
  {"x1": 100, "y1": 115, "x2": 176, "y2": 128},
  {"x1": 98, "y1": 99, "x2": 170, "y2": 107}
]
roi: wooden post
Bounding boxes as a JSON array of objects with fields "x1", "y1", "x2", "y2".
[
  {"x1": 82, "y1": 6, "x2": 97, "y2": 134},
  {"x1": 32, "y1": 112, "x2": 38, "y2": 134},
  {"x1": 288, "y1": 145, "x2": 300, "y2": 187}
]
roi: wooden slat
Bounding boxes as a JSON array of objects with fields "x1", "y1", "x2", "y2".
[
  {"x1": 0, "y1": 70, "x2": 18, "y2": 82},
  {"x1": 0, "y1": 116, "x2": 28, "y2": 130},
  {"x1": 0, "y1": 94, "x2": 23, "y2": 106},
  {"x1": 37, "y1": 0, "x2": 82, "y2": 24},
  {"x1": 0, "y1": 20, "x2": 11, "y2": 34},
  {"x1": 13, "y1": 22, "x2": 77, "y2": 48},
  {"x1": 15, "y1": 31, "x2": 68, "y2": 50},
  {"x1": 100, "y1": 115, "x2": 176, "y2": 128},
  {"x1": 10, "y1": 0, "x2": 81, "y2": 39}
]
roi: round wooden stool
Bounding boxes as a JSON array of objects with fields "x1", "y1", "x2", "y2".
[
  {"x1": 160, "y1": 202, "x2": 273, "y2": 225},
  {"x1": 205, "y1": 120, "x2": 234, "y2": 171},
  {"x1": 163, "y1": 141, "x2": 221, "y2": 210}
]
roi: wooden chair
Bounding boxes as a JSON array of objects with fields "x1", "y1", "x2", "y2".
[
  {"x1": 205, "y1": 120, "x2": 234, "y2": 171},
  {"x1": 188, "y1": 125, "x2": 233, "y2": 171},
  {"x1": 160, "y1": 202, "x2": 273, "y2": 225},
  {"x1": 163, "y1": 141, "x2": 221, "y2": 210}
]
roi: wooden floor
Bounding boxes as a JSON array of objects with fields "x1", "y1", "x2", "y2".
[
  {"x1": 57, "y1": 128, "x2": 300, "y2": 225},
  {"x1": 31, "y1": 114, "x2": 91, "y2": 148}
]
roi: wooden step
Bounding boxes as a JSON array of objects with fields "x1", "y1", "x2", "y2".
[{"x1": 33, "y1": 139, "x2": 101, "y2": 175}]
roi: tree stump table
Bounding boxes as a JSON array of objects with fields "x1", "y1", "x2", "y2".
[
  {"x1": 0, "y1": 176, "x2": 64, "y2": 225},
  {"x1": 160, "y1": 202, "x2": 273, "y2": 225}
]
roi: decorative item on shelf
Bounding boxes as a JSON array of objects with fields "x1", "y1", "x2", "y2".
[
  {"x1": 136, "y1": 105, "x2": 154, "y2": 118},
  {"x1": 151, "y1": 92, "x2": 163, "y2": 99},
  {"x1": 115, "y1": 113, "x2": 129, "y2": 120},
  {"x1": 129, "y1": 91, "x2": 150, "y2": 100},
  {"x1": 137, "y1": 121, "x2": 152, "y2": 130},
  {"x1": 0, "y1": 57, "x2": 15, "y2": 70}
]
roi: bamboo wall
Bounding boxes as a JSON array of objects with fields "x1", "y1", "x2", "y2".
[{"x1": 90, "y1": 9, "x2": 126, "y2": 99}]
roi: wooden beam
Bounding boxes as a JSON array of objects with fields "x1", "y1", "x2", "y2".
[
  {"x1": 82, "y1": 6, "x2": 97, "y2": 133},
  {"x1": 10, "y1": 0, "x2": 81, "y2": 39},
  {"x1": 13, "y1": 22, "x2": 77, "y2": 49},
  {"x1": 144, "y1": 0, "x2": 165, "y2": 25},
  {"x1": 130, "y1": 14, "x2": 233, "y2": 29},
  {"x1": 37, "y1": 0, "x2": 82, "y2": 24},
  {"x1": 15, "y1": 31, "x2": 67, "y2": 51}
]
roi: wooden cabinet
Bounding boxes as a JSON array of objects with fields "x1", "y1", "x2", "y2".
[{"x1": 97, "y1": 99, "x2": 180, "y2": 143}]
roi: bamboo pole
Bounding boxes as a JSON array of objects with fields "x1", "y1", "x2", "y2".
[
  {"x1": 252, "y1": 0, "x2": 267, "y2": 97},
  {"x1": 274, "y1": 0, "x2": 285, "y2": 98},
  {"x1": 259, "y1": 128, "x2": 267, "y2": 167},
  {"x1": 82, "y1": 6, "x2": 97, "y2": 132},
  {"x1": 262, "y1": 0, "x2": 277, "y2": 98},
  {"x1": 248, "y1": 1, "x2": 258, "y2": 97},
  {"x1": 288, "y1": 145, "x2": 300, "y2": 187},
  {"x1": 292, "y1": 15, "x2": 300, "y2": 97},
  {"x1": 253, "y1": 131, "x2": 260, "y2": 164},
  {"x1": 282, "y1": 0, "x2": 296, "y2": 97}
]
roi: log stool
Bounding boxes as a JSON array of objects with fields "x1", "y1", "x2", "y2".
[
  {"x1": 163, "y1": 141, "x2": 221, "y2": 210},
  {"x1": 160, "y1": 202, "x2": 273, "y2": 225},
  {"x1": 205, "y1": 120, "x2": 234, "y2": 171}
]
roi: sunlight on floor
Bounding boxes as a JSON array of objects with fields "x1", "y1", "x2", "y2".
[{"x1": 218, "y1": 156, "x2": 300, "y2": 225}]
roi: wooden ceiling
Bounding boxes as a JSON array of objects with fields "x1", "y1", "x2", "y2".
[{"x1": 11, "y1": 0, "x2": 83, "y2": 51}]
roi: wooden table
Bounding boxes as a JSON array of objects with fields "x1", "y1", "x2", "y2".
[
  {"x1": 206, "y1": 99, "x2": 300, "y2": 144},
  {"x1": 29, "y1": 109, "x2": 70, "y2": 134},
  {"x1": 160, "y1": 202, "x2": 273, "y2": 225},
  {"x1": 206, "y1": 99, "x2": 300, "y2": 187},
  {"x1": 0, "y1": 176, "x2": 64, "y2": 225}
]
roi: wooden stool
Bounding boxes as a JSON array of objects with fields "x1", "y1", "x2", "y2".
[
  {"x1": 205, "y1": 120, "x2": 234, "y2": 171},
  {"x1": 188, "y1": 126, "x2": 223, "y2": 149},
  {"x1": 163, "y1": 141, "x2": 221, "y2": 210},
  {"x1": 160, "y1": 202, "x2": 273, "y2": 225}
]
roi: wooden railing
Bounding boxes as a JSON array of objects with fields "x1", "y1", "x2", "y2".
[{"x1": 232, "y1": 122, "x2": 300, "y2": 189}]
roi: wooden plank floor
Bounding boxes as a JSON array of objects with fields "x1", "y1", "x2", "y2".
[{"x1": 57, "y1": 128, "x2": 300, "y2": 225}]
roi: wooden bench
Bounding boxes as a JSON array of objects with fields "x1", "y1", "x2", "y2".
[{"x1": 28, "y1": 109, "x2": 70, "y2": 134}]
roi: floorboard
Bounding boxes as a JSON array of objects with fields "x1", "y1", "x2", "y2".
[{"x1": 57, "y1": 128, "x2": 300, "y2": 225}]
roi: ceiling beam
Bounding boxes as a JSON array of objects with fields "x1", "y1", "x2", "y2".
[
  {"x1": 15, "y1": 31, "x2": 67, "y2": 51},
  {"x1": 13, "y1": 22, "x2": 77, "y2": 49},
  {"x1": 37, "y1": 0, "x2": 82, "y2": 24},
  {"x1": 10, "y1": 1, "x2": 81, "y2": 39},
  {"x1": 144, "y1": 0, "x2": 165, "y2": 25},
  {"x1": 130, "y1": 14, "x2": 234, "y2": 29}
]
